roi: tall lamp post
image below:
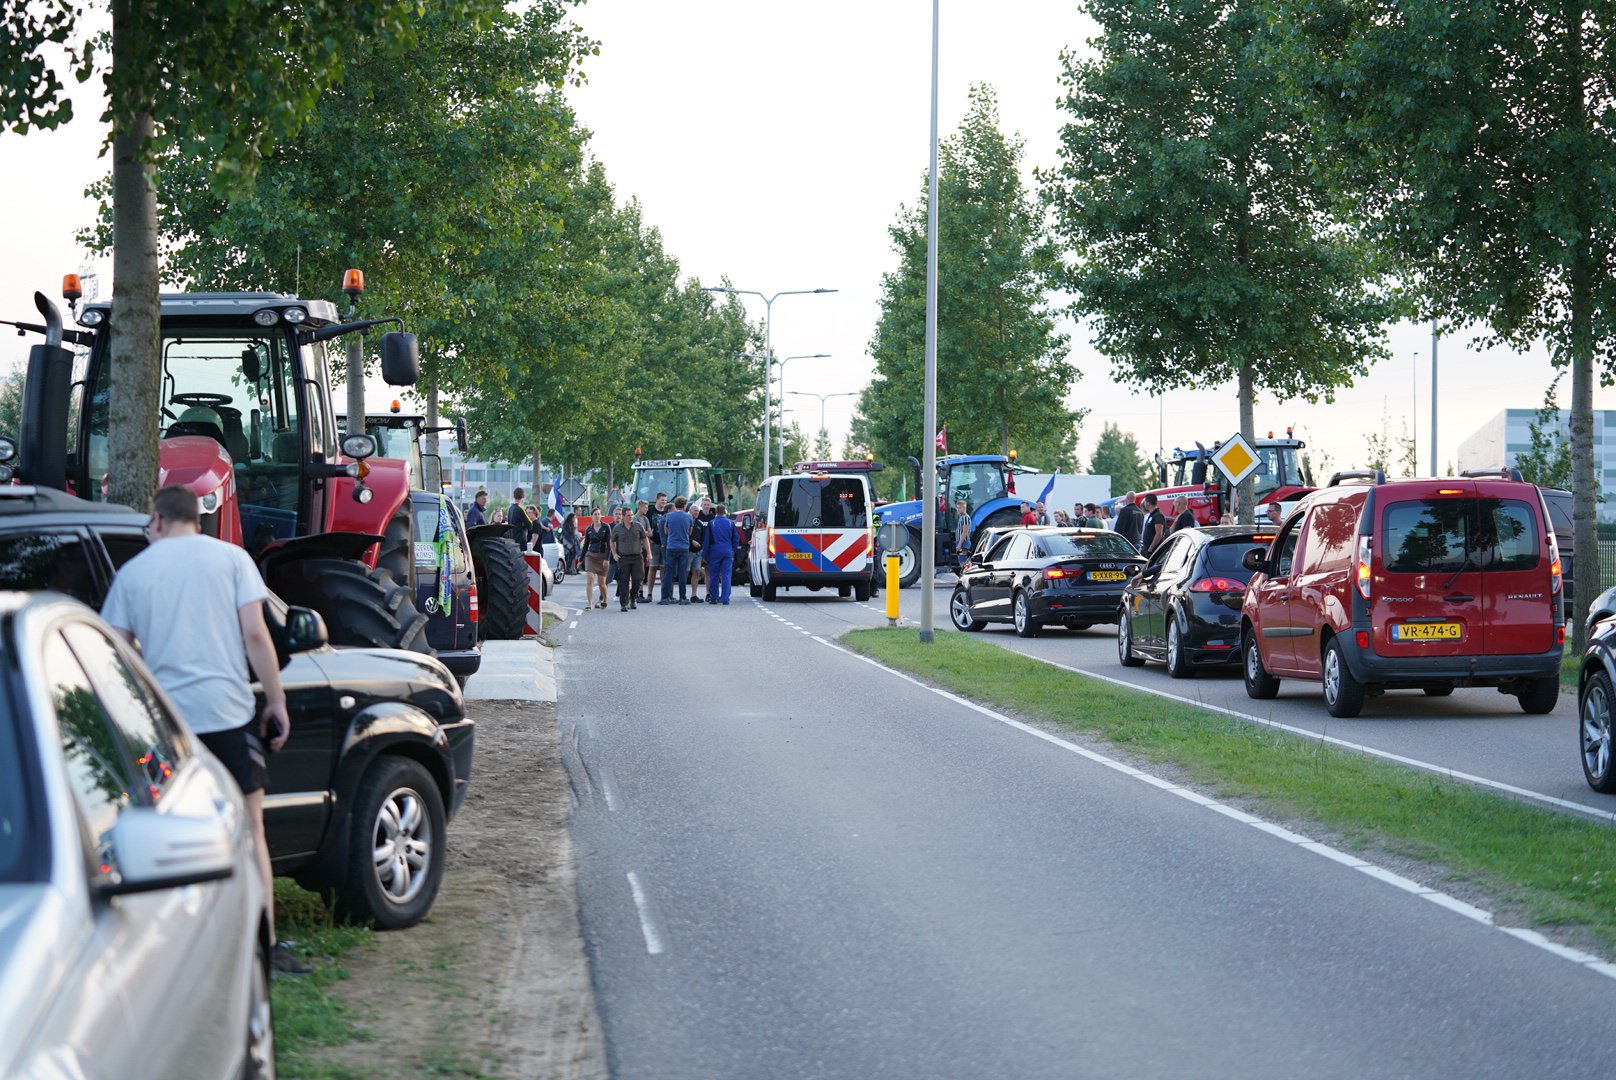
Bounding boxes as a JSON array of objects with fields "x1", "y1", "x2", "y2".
[
  {"x1": 786, "y1": 390, "x2": 857, "y2": 457},
  {"x1": 776, "y1": 353, "x2": 830, "y2": 467},
  {"x1": 706, "y1": 286, "x2": 837, "y2": 483}
]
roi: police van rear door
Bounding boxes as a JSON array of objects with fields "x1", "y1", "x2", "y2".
[{"x1": 771, "y1": 476, "x2": 871, "y2": 576}]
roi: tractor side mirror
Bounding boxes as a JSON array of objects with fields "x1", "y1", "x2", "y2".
[
  {"x1": 423, "y1": 453, "x2": 443, "y2": 492},
  {"x1": 1241, "y1": 548, "x2": 1268, "y2": 574},
  {"x1": 454, "y1": 416, "x2": 468, "y2": 453},
  {"x1": 240, "y1": 348, "x2": 262, "y2": 383},
  {"x1": 381, "y1": 332, "x2": 420, "y2": 386}
]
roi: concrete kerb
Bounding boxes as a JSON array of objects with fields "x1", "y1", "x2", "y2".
[{"x1": 464, "y1": 600, "x2": 570, "y2": 703}]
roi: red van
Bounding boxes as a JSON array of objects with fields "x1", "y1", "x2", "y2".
[{"x1": 1240, "y1": 469, "x2": 1564, "y2": 717}]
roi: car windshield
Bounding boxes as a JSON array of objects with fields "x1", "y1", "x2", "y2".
[
  {"x1": 945, "y1": 462, "x2": 1008, "y2": 514},
  {"x1": 1043, "y1": 532, "x2": 1136, "y2": 558},
  {"x1": 1382, "y1": 498, "x2": 1540, "y2": 573},
  {"x1": 0, "y1": 665, "x2": 40, "y2": 883}
]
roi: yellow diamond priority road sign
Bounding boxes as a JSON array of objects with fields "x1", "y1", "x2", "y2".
[{"x1": 1211, "y1": 433, "x2": 1263, "y2": 487}]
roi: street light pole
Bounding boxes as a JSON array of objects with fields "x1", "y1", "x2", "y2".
[
  {"x1": 706, "y1": 286, "x2": 837, "y2": 483},
  {"x1": 776, "y1": 353, "x2": 830, "y2": 467},
  {"x1": 786, "y1": 390, "x2": 857, "y2": 454},
  {"x1": 919, "y1": 0, "x2": 941, "y2": 643}
]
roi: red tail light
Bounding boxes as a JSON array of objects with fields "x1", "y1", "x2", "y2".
[
  {"x1": 468, "y1": 583, "x2": 479, "y2": 622},
  {"x1": 1190, "y1": 578, "x2": 1244, "y2": 593},
  {"x1": 1044, "y1": 568, "x2": 1069, "y2": 580},
  {"x1": 1356, "y1": 630, "x2": 1369, "y2": 649},
  {"x1": 1550, "y1": 556, "x2": 1563, "y2": 597},
  {"x1": 1355, "y1": 536, "x2": 1372, "y2": 600}
]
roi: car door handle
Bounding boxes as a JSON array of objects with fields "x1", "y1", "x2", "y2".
[{"x1": 1446, "y1": 595, "x2": 1476, "y2": 604}]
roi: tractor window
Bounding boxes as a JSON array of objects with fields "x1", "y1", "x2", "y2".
[
  {"x1": 946, "y1": 462, "x2": 1009, "y2": 515},
  {"x1": 633, "y1": 468, "x2": 689, "y2": 505}
]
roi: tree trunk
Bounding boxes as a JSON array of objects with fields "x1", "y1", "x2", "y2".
[
  {"x1": 107, "y1": 93, "x2": 160, "y2": 510},
  {"x1": 1567, "y1": 0, "x2": 1596, "y2": 652},
  {"x1": 425, "y1": 380, "x2": 439, "y2": 459}
]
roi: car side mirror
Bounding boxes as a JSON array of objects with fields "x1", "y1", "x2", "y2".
[
  {"x1": 283, "y1": 606, "x2": 329, "y2": 654},
  {"x1": 381, "y1": 331, "x2": 420, "y2": 386},
  {"x1": 99, "y1": 808, "x2": 234, "y2": 896},
  {"x1": 1242, "y1": 548, "x2": 1268, "y2": 573}
]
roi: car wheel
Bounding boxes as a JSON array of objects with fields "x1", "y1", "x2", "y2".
[
  {"x1": 762, "y1": 581, "x2": 777, "y2": 602},
  {"x1": 1012, "y1": 589, "x2": 1041, "y2": 638},
  {"x1": 1518, "y1": 676, "x2": 1559, "y2": 715},
  {"x1": 854, "y1": 581, "x2": 872, "y2": 602},
  {"x1": 749, "y1": 580, "x2": 763, "y2": 598},
  {"x1": 334, "y1": 757, "x2": 446, "y2": 930},
  {"x1": 1118, "y1": 610, "x2": 1145, "y2": 667},
  {"x1": 950, "y1": 586, "x2": 984, "y2": 631},
  {"x1": 1322, "y1": 638, "x2": 1365, "y2": 718},
  {"x1": 1582, "y1": 668, "x2": 1616, "y2": 792},
  {"x1": 244, "y1": 940, "x2": 275, "y2": 1079},
  {"x1": 1165, "y1": 617, "x2": 1194, "y2": 679},
  {"x1": 838, "y1": 585, "x2": 851, "y2": 597},
  {"x1": 1243, "y1": 631, "x2": 1279, "y2": 699}
]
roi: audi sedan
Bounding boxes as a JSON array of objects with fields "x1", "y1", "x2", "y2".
[
  {"x1": 949, "y1": 528, "x2": 1145, "y2": 637},
  {"x1": 0, "y1": 591, "x2": 274, "y2": 1079},
  {"x1": 1117, "y1": 524, "x2": 1275, "y2": 677}
]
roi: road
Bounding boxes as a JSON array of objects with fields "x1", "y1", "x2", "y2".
[
  {"x1": 754, "y1": 572, "x2": 1613, "y2": 823},
  {"x1": 551, "y1": 575, "x2": 1616, "y2": 1079}
]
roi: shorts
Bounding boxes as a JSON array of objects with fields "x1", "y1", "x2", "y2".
[
  {"x1": 650, "y1": 544, "x2": 663, "y2": 568},
  {"x1": 199, "y1": 722, "x2": 269, "y2": 795},
  {"x1": 586, "y1": 553, "x2": 608, "y2": 575}
]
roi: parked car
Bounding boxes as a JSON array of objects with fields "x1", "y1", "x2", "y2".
[
  {"x1": 1240, "y1": 469, "x2": 1564, "y2": 718},
  {"x1": 949, "y1": 527, "x2": 1146, "y2": 637},
  {"x1": 0, "y1": 590, "x2": 275, "y2": 1079},
  {"x1": 0, "y1": 484, "x2": 476, "y2": 928},
  {"x1": 410, "y1": 491, "x2": 481, "y2": 685},
  {"x1": 1578, "y1": 597, "x2": 1616, "y2": 791},
  {"x1": 1117, "y1": 524, "x2": 1277, "y2": 677}
]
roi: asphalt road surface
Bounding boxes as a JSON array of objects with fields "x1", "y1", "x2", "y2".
[{"x1": 552, "y1": 576, "x2": 1616, "y2": 1079}]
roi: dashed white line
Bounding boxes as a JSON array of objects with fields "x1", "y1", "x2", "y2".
[
  {"x1": 569, "y1": 620, "x2": 578, "y2": 629},
  {"x1": 626, "y1": 871, "x2": 665, "y2": 955},
  {"x1": 805, "y1": 629, "x2": 1616, "y2": 983}
]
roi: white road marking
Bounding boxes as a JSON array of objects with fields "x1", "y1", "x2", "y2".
[
  {"x1": 809, "y1": 631, "x2": 1616, "y2": 984},
  {"x1": 569, "y1": 620, "x2": 578, "y2": 629},
  {"x1": 626, "y1": 871, "x2": 665, "y2": 955},
  {"x1": 599, "y1": 768, "x2": 620, "y2": 811}
]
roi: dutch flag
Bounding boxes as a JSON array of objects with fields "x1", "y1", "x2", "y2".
[{"x1": 548, "y1": 481, "x2": 565, "y2": 525}]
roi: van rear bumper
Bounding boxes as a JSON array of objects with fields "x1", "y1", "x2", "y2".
[
  {"x1": 1342, "y1": 636, "x2": 1562, "y2": 686},
  {"x1": 767, "y1": 568, "x2": 872, "y2": 588}
]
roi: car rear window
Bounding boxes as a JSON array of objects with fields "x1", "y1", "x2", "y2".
[
  {"x1": 1202, "y1": 536, "x2": 1271, "y2": 580},
  {"x1": 774, "y1": 477, "x2": 868, "y2": 529},
  {"x1": 1044, "y1": 532, "x2": 1137, "y2": 558},
  {"x1": 1382, "y1": 498, "x2": 1540, "y2": 573},
  {"x1": 0, "y1": 532, "x2": 101, "y2": 608}
]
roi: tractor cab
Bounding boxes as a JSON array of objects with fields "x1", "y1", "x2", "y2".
[
  {"x1": 944, "y1": 458, "x2": 1016, "y2": 517},
  {"x1": 1146, "y1": 431, "x2": 1315, "y2": 523},
  {"x1": 631, "y1": 457, "x2": 726, "y2": 507}
]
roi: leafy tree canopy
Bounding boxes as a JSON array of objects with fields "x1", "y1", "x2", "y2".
[{"x1": 1088, "y1": 422, "x2": 1153, "y2": 493}]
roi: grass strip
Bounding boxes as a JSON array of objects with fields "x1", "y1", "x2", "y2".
[
  {"x1": 271, "y1": 880, "x2": 373, "y2": 1080},
  {"x1": 844, "y1": 627, "x2": 1616, "y2": 954}
]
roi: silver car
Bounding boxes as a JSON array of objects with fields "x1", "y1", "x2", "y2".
[{"x1": 0, "y1": 592, "x2": 274, "y2": 1079}]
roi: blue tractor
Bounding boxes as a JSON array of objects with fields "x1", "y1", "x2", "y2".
[{"x1": 875, "y1": 453, "x2": 1037, "y2": 587}]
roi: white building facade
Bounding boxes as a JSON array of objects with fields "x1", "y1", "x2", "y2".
[{"x1": 1455, "y1": 408, "x2": 1616, "y2": 520}]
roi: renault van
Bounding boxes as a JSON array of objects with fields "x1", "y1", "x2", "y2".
[
  {"x1": 749, "y1": 471, "x2": 875, "y2": 601},
  {"x1": 1240, "y1": 468, "x2": 1564, "y2": 717}
]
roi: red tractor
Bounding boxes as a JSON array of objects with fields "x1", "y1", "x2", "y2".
[
  {"x1": 11, "y1": 277, "x2": 434, "y2": 652},
  {"x1": 1135, "y1": 431, "x2": 1316, "y2": 525}
]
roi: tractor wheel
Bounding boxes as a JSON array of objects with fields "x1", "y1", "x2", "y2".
[
  {"x1": 895, "y1": 530, "x2": 923, "y2": 588},
  {"x1": 978, "y1": 508, "x2": 1024, "y2": 532},
  {"x1": 273, "y1": 557, "x2": 430, "y2": 654},
  {"x1": 469, "y1": 536, "x2": 529, "y2": 641},
  {"x1": 376, "y1": 504, "x2": 415, "y2": 588}
]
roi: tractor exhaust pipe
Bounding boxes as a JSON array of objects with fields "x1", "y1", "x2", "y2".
[{"x1": 20, "y1": 292, "x2": 73, "y2": 490}]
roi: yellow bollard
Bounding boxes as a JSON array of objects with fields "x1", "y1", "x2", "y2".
[{"x1": 886, "y1": 554, "x2": 901, "y2": 625}]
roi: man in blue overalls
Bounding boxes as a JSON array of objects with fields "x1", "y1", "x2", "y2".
[{"x1": 701, "y1": 504, "x2": 740, "y2": 606}]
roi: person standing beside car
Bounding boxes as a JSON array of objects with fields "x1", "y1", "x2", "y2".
[
  {"x1": 1140, "y1": 494, "x2": 1168, "y2": 557},
  {"x1": 1114, "y1": 492, "x2": 1144, "y2": 550},
  {"x1": 101, "y1": 485, "x2": 311, "y2": 975},
  {"x1": 1170, "y1": 494, "x2": 1195, "y2": 535}
]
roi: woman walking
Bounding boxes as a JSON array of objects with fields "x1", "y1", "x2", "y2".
[{"x1": 582, "y1": 507, "x2": 613, "y2": 609}]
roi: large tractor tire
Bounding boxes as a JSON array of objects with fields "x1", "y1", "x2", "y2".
[
  {"x1": 470, "y1": 535, "x2": 528, "y2": 641},
  {"x1": 978, "y1": 507, "x2": 1024, "y2": 532},
  {"x1": 273, "y1": 557, "x2": 431, "y2": 654},
  {"x1": 376, "y1": 504, "x2": 415, "y2": 587},
  {"x1": 895, "y1": 529, "x2": 923, "y2": 588}
]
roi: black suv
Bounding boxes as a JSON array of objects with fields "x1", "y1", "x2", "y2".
[{"x1": 0, "y1": 484, "x2": 474, "y2": 928}]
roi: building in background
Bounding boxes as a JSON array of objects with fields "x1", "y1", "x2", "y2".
[{"x1": 1456, "y1": 408, "x2": 1616, "y2": 520}]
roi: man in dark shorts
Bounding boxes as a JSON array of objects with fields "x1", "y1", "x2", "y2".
[{"x1": 102, "y1": 485, "x2": 309, "y2": 974}]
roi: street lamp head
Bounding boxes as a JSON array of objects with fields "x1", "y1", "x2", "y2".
[{"x1": 812, "y1": 289, "x2": 837, "y2": 294}]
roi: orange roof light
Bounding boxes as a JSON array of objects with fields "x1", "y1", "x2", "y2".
[
  {"x1": 1008, "y1": 450, "x2": 1017, "y2": 461},
  {"x1": 389, "y1": 399, "x2": 402, "y2": 413},
  {"x1": 342, "y1": 268, "x2": 365, "y2": 297},
  {"x1": 61, "y1": 274, "x2": 82, "y2": 302}
]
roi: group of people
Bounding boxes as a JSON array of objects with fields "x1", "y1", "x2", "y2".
[{"x1": 577, "y1": 493, "x2": 741, "y2": 612}]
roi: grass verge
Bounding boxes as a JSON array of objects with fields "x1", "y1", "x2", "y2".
[
  {"x1": 271, "y1": 881, "x2": 373, "y2": 1080},
  {"x1": 844, "y1": 627, "x2": 1616, "y2": 954},
  {"x1": 1562, "y1": 651, "x2": 1580, "y2": 688}
]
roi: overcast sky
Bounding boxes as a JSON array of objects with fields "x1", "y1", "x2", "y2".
[{"x1": 1, "y1": 0, "x2": 1606, "y2": 479}]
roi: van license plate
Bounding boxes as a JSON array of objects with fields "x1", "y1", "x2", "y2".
[
  {"x1": 1391, "y1": 622, "x2": 1461, "y2": 641},
  {"x1": 1088, "y1": 570, "x2": 1126, "y2": 582}
]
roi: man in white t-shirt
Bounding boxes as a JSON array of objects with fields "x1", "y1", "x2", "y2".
[{"x1": 102, "y1": 485, "x2": 307, "y2": 974}]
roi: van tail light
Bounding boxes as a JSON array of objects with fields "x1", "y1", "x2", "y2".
[
  {"x1": 1356, "y1": 630, "x2": 1369, "y2": 650},
  {"x1": 1191, "y1": 578, "x2": 1244, "y2": 594},
  {"x1": 1558, "y1": 626, "x2": 1566, "y2": 645},
  {"x1": 468, "y1": 582, "x2": 479, "y2": 622},
  {"x1": 1550, "y1": 556, "x2": 1563, "y2": 597},
  {"x1": 1355, "y1": 536, "x2": 1372, "y2": 600},
  {"x1": 766, "y1": 528, "x2": 775, "y2": 557}
]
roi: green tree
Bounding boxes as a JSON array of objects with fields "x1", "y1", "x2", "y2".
[
  {"x1": 1516, "y1": 389, "x2": 1574, "y2": 491},
  {"x1": 853, "y1": 85, "x2": 1081, "y2": 477},
  {"x1": 1043, "y1": 0, "x2": 1398, "y2": 523},
  {"x1": 0, "y1": 1, "x2": 91, "y2": 132},
  {"x1": 1088, "y1": 422, "x2": 1153, "y2": 492},
  {"x1": 1271, "y1": 1, "x2": 1616, "y2": 645},
  {"x1": 0, "y1": 373, "x2": 21, "y2": 442}
]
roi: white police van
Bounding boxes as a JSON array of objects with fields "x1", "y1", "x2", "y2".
[{"x1": 748, "y1": 464, "x2": 876, "y2": 602}]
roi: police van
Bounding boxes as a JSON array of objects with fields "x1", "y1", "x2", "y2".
[{"x1": 748, "y1": 465, "x2": 876, "y2": 601}]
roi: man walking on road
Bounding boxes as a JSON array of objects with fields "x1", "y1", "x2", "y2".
[
  {"x1": 702, "y1": 504, "x2": 740, "y2": 605},
  {"x1": 610, "y1": 506, "x2": 651, "y2": 611},
  {"x1": 102, "y1": 485, "x2": 310, "y2": 975},
  {"x1": 659, "y1": 496, "x2": 694, "y2": 605}
]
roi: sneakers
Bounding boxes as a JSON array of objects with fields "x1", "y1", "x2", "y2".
[
  {"x1": 658, "y1": 599, "x2": 672, "y2": 606},
  {"x1": 678, "y1": 598, "x2": 690, "y2": 605},
  {"x1": 271, "y1": 941, "x2": 313, "y2": 977}
]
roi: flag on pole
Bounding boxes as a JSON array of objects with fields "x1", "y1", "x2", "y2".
[
  {"x1": 1036, "y1": 474, "x2": 1058, "y2": 520},
  {"x1": 935, "y1": 426, "x2": 948, "y2": 453},
  {"x1": 548, "y1": 481, "x2": 565, "y2": 526}
]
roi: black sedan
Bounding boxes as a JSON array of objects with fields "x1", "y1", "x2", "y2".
[
  {"x1": 949, "y1": 528, "x2": 1145, "y2": 637},
  {"x1": 1117, "y1": 524, "x2": 1276, "y2": 677}
]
